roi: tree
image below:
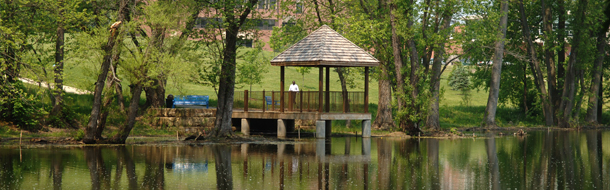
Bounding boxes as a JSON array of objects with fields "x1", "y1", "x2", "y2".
[
  {"x1": 483, "y1": 0, "x2": 509, "y2": 128},
  {"x1": 585, "y1": 2, "x2": 610, "y2": 124},
  {"x1": 426, "y1": 0, "x2": 456, "y2": 130},
  {"x1": 193, "y1": 0, "x2": 260, "y2": 137},
  {"x1": 237, "y1": 42, "x2": 269, "y2": 91},
  {"x1": 448, "y1": 64, "x2": 472, "y2": 105},
  {"x1": 83, "y1": 0, "x2": 129, "y2": 144},
  {"x1": 295, "y1": 67, "x2": 312, "y2": 86},
  {"x1": 517, "y1": 0, "x2": 554, "y2": 126}
]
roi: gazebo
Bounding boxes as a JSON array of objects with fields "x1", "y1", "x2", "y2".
[{"x1": 232, "y1": 25, "x2": 380, "y2": 138}]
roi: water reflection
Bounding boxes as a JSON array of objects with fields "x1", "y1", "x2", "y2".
[{"x1": 1, "y1": 130, "x2": 610, "y2": 189}]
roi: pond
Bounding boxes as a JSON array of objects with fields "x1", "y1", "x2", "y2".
[{"x1": 0, "y1": 130, "x2": 608, "y2": 189}]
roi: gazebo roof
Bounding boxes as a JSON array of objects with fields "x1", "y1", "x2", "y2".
[{"x1": 270, "y1": 25, "x2": 380, "y2": 67}]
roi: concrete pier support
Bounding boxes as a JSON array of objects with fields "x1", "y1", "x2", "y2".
[
  {"x1": 277, "y1": 143, "x2": 286, "y2": 159},
  {"x1": 278, "y1": 119, "x2": 286, "y2": 138},
  {"x1": 316, "y1": 139, "x2": 326, "y2": 160},
  {"x1": 361, "y1": 120, "x2": 371, "y2": 138},
  {"x1": 241, "y1": 143, "x2": 249, "y2": 157},
  {"x1": 241, "y1": 119, "x2": 250, "y2": 136},
  {"x1": 316, "y1": 120, "x2": 326, "y2": 138},
  {"x1": 362, "y1": 138, "x2": 371, "y2": 156}
]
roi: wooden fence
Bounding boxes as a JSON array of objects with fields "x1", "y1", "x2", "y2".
[{"x1": 233, "y1": 90, "x2": 365, "y2": 113}]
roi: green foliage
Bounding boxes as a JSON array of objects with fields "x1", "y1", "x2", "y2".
[
  {"x1": 448, "y1": 64, "x2": 471, "y2": 92},
  {"x1": 72, "y1": 129, "x2": 84, "y2": 141},
  {"x1": 448, "y1": 64, "x2": 472, "y2": 106},
  {"x1": 295, "y1": 67, "x2": 312, "y2": 87},
  {"x1": 0, "y1": 82, "x2": 46, "y2": 130},
  {"x1": 237, "y1": 41, "x2": 270, "y2": 91},
  {"x1": 46, "y1": 97, "x2": 80, "y2": 129},
  {"x1": 269, "y1": 22, "x2": 308, "y2": 52}
]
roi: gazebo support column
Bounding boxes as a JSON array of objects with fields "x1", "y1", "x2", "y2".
[
  {"x1": 361, "y1": 120, "x2": 371, "y2": 138},
  {"x1": 241, "y1": 118, "x2": 250, "y2": 136},
  {"x1": 278, "y1": 119, "x2": 286, "y2": 138},
  {"x1": 316, "y1": 120, "x2": 325, "y2": 138},
  {"x1": 365, "y1": 67, "x2": 369, "y2": 113},
  {"x1": 280, "y1": 66, "x2": 285, "y2": 113},
  {"x1": 325, "y1": 66, "x2": 330, "y2": 112},
  {"x1": 319, "y1": 67, "x2": 323, "y2": 112}
]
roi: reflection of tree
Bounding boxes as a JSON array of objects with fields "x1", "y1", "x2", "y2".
[
  {"x1": 84, "y1": 147, "x2": 111, "y2": 190},
  {"x1": 427, "y1": 139, "x2": 440, "y2": 190},
  {"x1": 586, "y1": 131, "x2": 603, "y2": 189},
  {"x1": 115, "y1": 147, "x2": 138, "y2": 190},
  {"x1": 214, "y1": 145, "x2": 233, "y2": 190},
  {"x1": 485, "y1": 136, "x2": 500, "y2": 190},
  {"x1": 142, "y1": 147, "x2": 165, "y2": 190},
  {"x1": 0, "y1": 152, "x2": 19, "y2": 189},
  {"x1": 50, "y1": 151, "x2": 64, "y2": 190},
  {"x1": 376, "y1": 138, "x2": 391, "y2": 189}
]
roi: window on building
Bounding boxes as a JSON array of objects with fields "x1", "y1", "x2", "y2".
[
  {"x1": 194, "y1": 17, "x2": 223, "y2": 29},
  {"x1": 247, "y1": 19, "x2": 276, "y2": 30},
  {"x1": 257, "y1": 0, "x2": 277, "y2": 9}
]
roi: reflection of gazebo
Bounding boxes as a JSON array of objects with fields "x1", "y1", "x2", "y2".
[{"x1": 232, "y1": 25, "x2": 380, "y2": 138}]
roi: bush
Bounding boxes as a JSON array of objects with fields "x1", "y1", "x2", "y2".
[
  {"x1": 448, "y1": 64, "x2": 472, "y2": 106},
  {"x1": 0, "y1": 81, "x2": 46, "y2": 131},
  {"x1": 47, "y1": 98, "x2": 80, "y2": 129},
  {"x1": 72, "y1": 129, "x2": 85, "y2": 141}
]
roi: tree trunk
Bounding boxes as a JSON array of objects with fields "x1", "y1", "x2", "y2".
[
  {"x1": 51, "y1": 3, "x2": 65, "y2": 117},
  {"x1": 83, "y1": 0, "x2": 127, "y2": 144},
  {"x1": 144, "y1": 79, "x2": 165, "y2": 109},
  {"x1": 144, "y1": 26, "x2": 167, "y2": 109},
  {"x1": 109, "y1": 83, "x2": 143, "y2": 144},
  {"x1": 485, "y1": 135, "x2": 500, "y2": 190},
  {"x1": 213, "y1": 145, "x2": 233, "y2": 190},
  {"x1": 389, "y1": 0, "x2": 417, "y2": 134},
  {"x1": 556, "y1": 0, "x2": 566, "y2": 112},
  {"x1": 558, "y1": 0, "x2": 588, "y2": 128},
  {"x1": 213, "y1": 1, "x2": 257, "y2": 137},
  {"x1": 542, "y1": 0, "x2": 557, "y2": 124},
  {"x1": 426, "y1": 8, "x2": 453, "y2": 130},
  {"x1": 483, "y1": 0, "x2": 508, "y2": 127},
  {"x1": 573, "y1": 70, "x2": 586, "y2": 120},
  {"x1": 373, "y1": 61, "x2": 395, "y2": 130},
  {"x1": 213, "y1": 29, "x2": 239, "y2": 137},
  {"x1": 336, "y1": 67, "x2": 350, "y2": 126},
  {"x1": 96, "y1": 44, "x2": 123, "y2": 139},
  {"x1": 517, "y1": 0, "x2": 554, "y2": 126},
  {"x1": 586, "y1": 3, "x2": 610, "y2": 123}
]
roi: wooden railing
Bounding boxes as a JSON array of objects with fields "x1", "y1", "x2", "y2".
[{"x1": 233, "y1": 90, "x2": 366, "y2": 113}]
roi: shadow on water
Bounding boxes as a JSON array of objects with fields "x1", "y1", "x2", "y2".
[{"x1": 1, "y1": 130, "x2": 610, "y2": 189}]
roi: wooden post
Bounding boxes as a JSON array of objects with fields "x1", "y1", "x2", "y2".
[
  {"x1": 272, "y1": 91, "x2": 276, "y2": 111},
  {"x1": 263, "y1": 90, "x2": 266, "y2": 113},
  {"x1": 365, "y1": 67, "x2": 369, "y2": 113},
  {"x1": 343, "y1": 90, "x2": 347, "y2": 113},
  {"x1": 325, "y1": 66, "x2": 330, "y2": 113},
  {"x1": 281, "y1": 66, "x2": 285, "y2": 113},
  {"x1": 308, "y1": 90, "x2": 311, "y2": 111},
  {"x1": 244, "y1": 90, "x2": 249, "y2": 112},
  {"x1": 319, "y1": 67, "x2": 323, "y2": 112},
  {"x1": 300, "y1": 89, "x2": 303, "y2": 113}
]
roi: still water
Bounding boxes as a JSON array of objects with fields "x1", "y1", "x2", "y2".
[{"x1": 0, "y1": 130, "x2": 608, "y2": 190}]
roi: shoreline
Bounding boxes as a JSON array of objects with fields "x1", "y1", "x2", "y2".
[{"x1": 1, "y1": 126, "x2": 608, "y2": 146}]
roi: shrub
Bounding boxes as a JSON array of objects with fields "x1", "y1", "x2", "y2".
[{"x1": 0, "y1": 81, "x2": 45, "y2": 131}]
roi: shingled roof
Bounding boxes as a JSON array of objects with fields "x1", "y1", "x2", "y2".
[{"x1": 270, "y1": 25, "x2": 380, "y2": 67}]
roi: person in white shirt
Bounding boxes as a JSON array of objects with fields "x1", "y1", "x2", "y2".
[
  {"x1": 289, "y1": 81, "x2": 299, "y2": 110},
  {"x1": 289, "y1": 81, "x2": 299, "y2": 92}
]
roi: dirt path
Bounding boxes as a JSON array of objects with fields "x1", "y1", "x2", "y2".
[{"x1": 19, "y1": 78, "x2": 92, "y2": 95}]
